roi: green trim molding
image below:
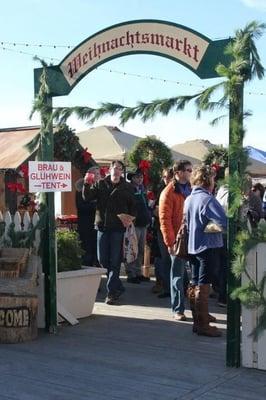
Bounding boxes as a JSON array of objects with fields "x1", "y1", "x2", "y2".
[{"x1": 34, "y1": 20, "x2": 231, "y2": 96}]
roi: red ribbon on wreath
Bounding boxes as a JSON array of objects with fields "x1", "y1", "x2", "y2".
[
  {"x1": 138, "y1": 160, "x2": 151, "y2": 186},
  {"x1": 19, "y1": 163, "x2": 29, "y2": 178},
  {"x1": 147, "y1": 190, "x2": 155, "y2": 201},
  {"x1": 82, "y1": 148, "x2": 92, "y2": 164},
  {"x1": 211, "y1": 163, "x2": 221, "y2": 175}
]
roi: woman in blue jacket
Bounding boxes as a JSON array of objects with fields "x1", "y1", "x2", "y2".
[{"x1": 184, "y1": 165, "x2": 227, "y2": 337}]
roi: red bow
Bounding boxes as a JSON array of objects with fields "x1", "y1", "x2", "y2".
[
  {"x1": 147, "y1": 191, "x2": 155, "y2": 201},
  {"x1": 139, "y1": 160, "x2": 151, "y2": 170},
  {"x1": 7, "y1": 182, "x2": 26, "y2": 193},
  {"x1": 82, "y1": 148, "x2": 92, "y2": 164},
  {"x1": 138, "y1": 160, "x2": 151, "y2": 186},
  {"x1": 211, "y1": 163, "x2": 221, "y2": 173},
  {"x1": 19, "y1": 163, "x2": 29, "y2": 178}
]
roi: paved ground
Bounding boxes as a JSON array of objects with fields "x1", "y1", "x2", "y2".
[{"x1": 0, "y1": 277, "x2": 265, "y2": 400}]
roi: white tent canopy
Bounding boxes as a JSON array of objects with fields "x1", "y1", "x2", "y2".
[
  {"x1": 77, "y1": 125, "x2": 140, "y2": 165},
  {"x1": 77, "y1": 125, "x2": 201, "y2": 167},
  {"x1": 172, "y1": 139, "x2": 266, "y2": 178}
]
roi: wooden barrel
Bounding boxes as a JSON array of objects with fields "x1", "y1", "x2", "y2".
[{"x1": 0, "y1": 293, "x2": 38, "y2": 343}]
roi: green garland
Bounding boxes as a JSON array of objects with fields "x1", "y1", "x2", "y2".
[{"x1": 54, "y1": 124, "x2": 97, "y2": 174}]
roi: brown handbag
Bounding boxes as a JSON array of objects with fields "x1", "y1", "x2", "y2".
[{"x1": 174, "y1": 220, "x2": 189, "y2": 259}]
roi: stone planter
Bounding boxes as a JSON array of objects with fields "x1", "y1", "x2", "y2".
[
  {"x1": 242, "y1": 243, "x2": 266, "y2": 370},
  {"x1": 57, "y1": 267, "x2": 106, "y2": 319}
]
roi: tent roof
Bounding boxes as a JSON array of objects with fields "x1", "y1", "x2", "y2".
[
  {"x1": 78, "y1": 125, "x2": 203, "y2": 166},
  {"x1": 0, "y1": 126, "x2": 40, "y2": 169},
  {"x1": 77, "y1": 125, "x2": 140, "y2": 164},
  {"x1": 171, "y1": 139, "x2": 266, "y2": 177},
  {"x1": 171, "y1": 149, "x2": 200, "y2": 166},
  {"x1": 246, "y1": 158, "x2": 266, "y2": 177},
  {"x1": 171, "y1": 139, "x2": 215, "y2": 161}
]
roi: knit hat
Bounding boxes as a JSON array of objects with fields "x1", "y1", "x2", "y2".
[{"x1": 127, "y1": 168, "x2": 143, "y2": 181}]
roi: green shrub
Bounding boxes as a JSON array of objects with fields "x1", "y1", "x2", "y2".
[{"x1": 56, "y1": 230, "x2": 85, "y2": 272}]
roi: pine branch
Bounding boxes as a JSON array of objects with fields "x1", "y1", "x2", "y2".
[
  {"x1": 89, "y1": 103, "x2": 125, "y2": 124},
  {"x1": 210, "y1": 114, "x2": 228, "y2": 126},
  {"x1": 24, "y1": 132, "x2": 41, "y2": 153}
]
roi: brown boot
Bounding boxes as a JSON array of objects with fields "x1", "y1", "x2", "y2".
[
  {"x1": 208, "y1": 313, "x2": 216, "y2": 323},
  {"x1": 195, "y1": 284, "x2": 222, "y2": 337},
  {"x1": 187, "y1": 285, "x2": 198, "y2": 333}
]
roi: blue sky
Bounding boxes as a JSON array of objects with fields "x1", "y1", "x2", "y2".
[{"x1": 1, "y1": 0, "x2": 266, "y2": 150}]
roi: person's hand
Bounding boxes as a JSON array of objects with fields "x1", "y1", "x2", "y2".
[
  {"x1": 168, "y1": 245, "x2": 175, "y2": 255},
  {"x1": 117, "y1": 214, "x2": 135, "y2": 227},
  {"x1": 153, "y1": 205, "x2": 159, "y2": 217},
  {"x1": 121, "y1": 218, "x2": 132, "y2": 228},
  {"x1": 84, "y1": 172, "x2": 96, "y2": 185}
]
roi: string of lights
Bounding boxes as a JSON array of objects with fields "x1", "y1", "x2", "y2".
[
  {"x1": 1, "y1": 42, "x2": 266, "y2": 96},
  {"x1": 0, "y1": 41, "x2": 74, "y2": 49},
  {"x1": 0, "y1": 45, "x2": 60, "y2": 62}
]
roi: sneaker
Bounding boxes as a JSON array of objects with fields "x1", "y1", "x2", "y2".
[
  {"x1": 137, "y1": 275, "x2": 150, "y2": 282},
  {"x1": 127, "y1": 277, "x2": 141, "y2": 284},
  {"x1": 105, "y1": 295, "x2": 116, "y2": 305},
  {"x1": 158, "y1": 292, "x2": 171, "y2": 299},
  {"x1": 218, "y1": 301, "x2": 227, "y2": 308},
  {"x1": 174, "y1": 313, "x2": 187, "y2": 321}
]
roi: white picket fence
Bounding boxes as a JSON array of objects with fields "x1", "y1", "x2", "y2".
[
  {"x1": 242, "y1": 243, "x2": 266, "y2": 370},
  {"x1": 0, "y1": 210, "x2": 41, "y2": 251}
]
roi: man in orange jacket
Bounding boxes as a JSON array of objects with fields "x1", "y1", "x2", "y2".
[{"x1": 159, "y1": 160, "x2": 192, "y2": 320}]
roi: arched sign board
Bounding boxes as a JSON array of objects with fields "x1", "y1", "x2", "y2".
[{"x1": 34, "y1": 20, "x2": 231, "y2": 96}]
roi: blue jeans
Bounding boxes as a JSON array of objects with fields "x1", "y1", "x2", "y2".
[
  {"x1": 97, "y1": 230, "x2": 124, "y2": 296},
  {"x1": 170, "y1": 255, "x2": 185, "y2": 314},
  {"x1": 190, "y1": 248, "x2": 218, "y2": 286}
]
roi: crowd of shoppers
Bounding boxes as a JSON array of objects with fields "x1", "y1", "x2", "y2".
[{"x1": 75, "y1": 158, "x2": 265, "y2": 337}]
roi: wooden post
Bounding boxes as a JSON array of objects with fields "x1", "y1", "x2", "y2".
[
  {"x1": 40, "y1": 95, "x2": 57, "y2": 333},
  {"x1": 226, "y1": 82, "x2": 244, "y2": 367}
]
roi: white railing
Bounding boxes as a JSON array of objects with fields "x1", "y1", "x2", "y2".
[
  {"x1": 242, "y1": 243, "x2": 266, "y2": 370},
  {"x1": 0, "y1": 210, "x2": 41, "y2": 251}
]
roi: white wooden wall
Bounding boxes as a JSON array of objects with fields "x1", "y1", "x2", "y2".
[{"x1": 242, "y1": 243, "x2": 266, "y2": 370}]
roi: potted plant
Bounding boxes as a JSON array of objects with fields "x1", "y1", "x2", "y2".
[{"x1": 56, "y1": 230, "x2": 106, "y2": 320}]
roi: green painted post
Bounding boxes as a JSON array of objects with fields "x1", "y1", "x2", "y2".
[
  {"x1": 40, "y1": 96, "x2": 57, "y2": 333},
  {"x1": 226, "y1": 82, "x2": 244, "y2": 367}
]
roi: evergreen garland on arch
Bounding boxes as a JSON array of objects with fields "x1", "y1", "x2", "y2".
[{"x1": 54, "y1": 124, "x2": 97, "y2": 175}]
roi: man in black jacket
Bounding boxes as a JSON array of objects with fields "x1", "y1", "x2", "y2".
[{"x1": 83, "y1": 160, "x2": 136, "y2": 304}]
